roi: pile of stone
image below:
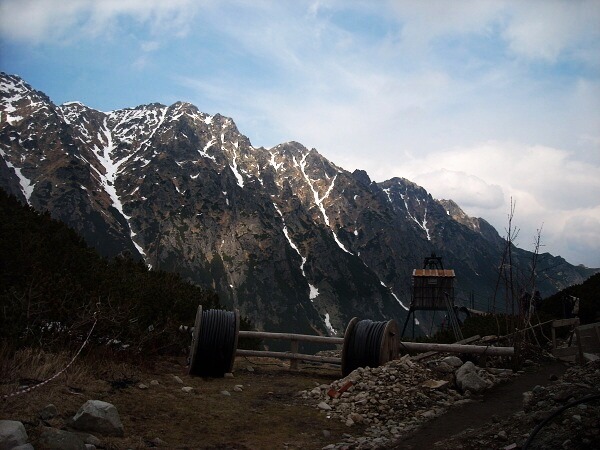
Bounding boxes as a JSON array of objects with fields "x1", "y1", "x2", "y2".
[{"x1": 302, "y1": 354, "x2": 515, "y2": 449}]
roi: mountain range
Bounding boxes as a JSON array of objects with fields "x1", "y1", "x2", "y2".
[{"x1": 1, "y1": 72, "x2": 596, "y2": 337}]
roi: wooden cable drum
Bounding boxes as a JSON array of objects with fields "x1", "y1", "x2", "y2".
[
  {"x1": 341, "y1": 318, "x2": 399, "y2": 377},
  {"x1": 188, "y1": 307, "x2": 240, "y2": 377}
]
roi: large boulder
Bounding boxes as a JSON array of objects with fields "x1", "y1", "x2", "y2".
[
  {"x1": 0, "y1": 420, "x2": 28, "y2": 450},
  {"x1": 71, "y1": 400, "x2": 124, "y2": 437},
  {"x1": 455, "y1": 361, "x2": 488, "y2": 393}
]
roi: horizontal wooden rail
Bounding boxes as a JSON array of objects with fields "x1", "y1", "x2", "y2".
[
  {"x1": 236, "y1": 330, "x2": 513, "y2": 372},
  {"x1": 398, "y1": 341, "x2": 514, "y2": 356},
  {"x1": 236, "y1": 349, "x2": 342, "y2": 365},
  {"x1": 239, "y1": 330, "x2": 344, "y2": 345}
]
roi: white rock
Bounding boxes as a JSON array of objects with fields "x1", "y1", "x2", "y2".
[
  {"x1": 318, "y1": 402, "x2": 332, "y2": 411},
  {"x1": 182, "y1": 386, "x2": 193, "y2": 393},
  {"x1": 173, "y1": 375, "x2": 183, "y2": 384},
  {"x1": 71, "y1": 400, "x2": 124, "y2": 437}
]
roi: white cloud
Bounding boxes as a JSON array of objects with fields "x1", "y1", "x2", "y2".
[
  {"x1": 502, "y1": 0, "x2": 600, "y2": 63},
  {"x1": 0, "y1": 0, "x2": 201, "y2": 43},
  {"x1": 561, "y1": 215, "x2": 600, "y2": 265},
  {"x1": 413, "y1": 170, "x2": 504, "y2": 210}
]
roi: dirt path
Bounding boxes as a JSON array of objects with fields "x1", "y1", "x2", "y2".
[{"x1": 391, "y1": 362, "x2": 568, "y2": 449}]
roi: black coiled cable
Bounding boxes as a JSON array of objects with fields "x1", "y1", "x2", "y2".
[
  {"x1": 191, "y1": 309, "x2": 237, "y2": 377},
  {"x1": 344, "y1": 319, "x2": 387, "y2": 376}
]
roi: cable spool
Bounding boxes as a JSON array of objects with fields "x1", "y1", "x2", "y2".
[
  {"x1": 188, "y1": 307, "x2": 240, "y2": 377},
  {"x1": 341, "y1": 318, "x2": 399, "y2": 376}
]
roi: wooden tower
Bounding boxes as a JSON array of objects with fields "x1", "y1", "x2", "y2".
[{"x1": 401, "y1": 253, "x2": 463, "y2": 340}]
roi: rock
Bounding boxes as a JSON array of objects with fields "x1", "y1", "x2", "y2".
[
  {"x1": 455, "y1": 361, "x2": 488, "y2": 393},
  {"x1": 310, "y1": 387, "x2": 322, "y2": 396},
  {"x1": 38, "y1": 427, "x2": 86, "y2": 450},
  {"x1": 421, "y1": 410, "x2": 436, "y2": 419},
  {"x1": 441, "y1": 356, "x2": 463, "y2": 368},
  {"x1": 523, "y1": 391, "x2": 534, "y2": 409},
  {"x1": 150, "y1": 380, "x2": 160, "y2": 386},
  {"x1": 0, "y1": 420, "x2": 28, "y2": 449},
  {"x1": 71, "y1": 400, "x2": 124, "y2": 437},
  {"x1": 221, "y1": 390, "x2": 231, "y2": 396},
  {"x1": 181, "y1": 386, "x2": 193, "y2": 393},
  {"x1": 39, "y1": 403, "x2": 59, "y2": 420},
  {"x1": 246, "y1": 366, "x2": 254, "y2": 372},
  {"x1": 151, "y1": 437, "x2": 168, "y2": 447},
  {"x1": 497, "y1": 430, "x2": 508, "y2": 441},
  {"x1": 345, "y1": 418, "x2": 354, "y2": 427},
  {"x1": 349, "y1": 412, "x2": 364, "y2": 424},
  {"x1": 422, "y1": 379, "x2": 449, "y2": 389},
  {"x1": 138, "y1": 383, "x2": 148, "y2": 390},
  {"x1": 73, "y1": 432, "x2": 102, "y2": 447},
  {"x1": 11, "y1": 444, "x2": 34, "y2": 450},
  {"x1": 172, "y1": 375, "x2": 183, "y2": 384},
  {"x1": 224, "y1": 372, "x2": 234, "y2": 378},
  {"x1": 322, "y1": 430, "x2": 331, "y2": 438},
  {"x1": 434, "y1": 362, "x2": 455, "y2": 373},
  {"x1": 233, "y1": 385, "x2": 243, "y2": 392},
  {"x1": 318, "y1": 402, "x2": 332, "y2": 411},
  {"x1": 460, "y1": 372, "x2": 488, "y2": 393}
]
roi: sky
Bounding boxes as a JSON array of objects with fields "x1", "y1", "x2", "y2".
[{"x1": 1, "y1": 0, "x2": 599, "y2": 268}]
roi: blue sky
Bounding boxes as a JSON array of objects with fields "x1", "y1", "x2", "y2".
[{"x1": 1, "y1": 0, "x2": 599, "y2": 268}]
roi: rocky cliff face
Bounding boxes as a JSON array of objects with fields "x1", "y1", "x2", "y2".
[{"x1": 1, "y1": 73, "x2": 596, "y2": 335}]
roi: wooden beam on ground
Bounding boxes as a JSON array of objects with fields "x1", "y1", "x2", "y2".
[
  {"x1": 236, "y1": 349, "x2": 342, "y2": 365},
  {"x1": 238, "y1": 330, "x2": 343, "y2": 345},
  {"x1": 399, "y1": 340, "x2": 513, "y2": 357},
  {"x1": 409, "y1": 335, "x2": 480, "y2": 361}
]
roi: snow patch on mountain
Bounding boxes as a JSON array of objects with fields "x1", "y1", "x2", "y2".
[
  {"x1": 230, "y1": 147, "x2": 244, "y2": 188},
  {"x1": 380, "y1": 280, "x2": 409, "y2": 311},
  {"x1": 92, "y1": 120, "x2": 148, "y2": 260},
  {"x1": 324, "y1": 313, "x2": 337, "y2": 335},
  {"x1": 400, "y1": 190, "x2": 431, "y2": 241},
  {"x1": 273, "y1": 202, "x2": 321, "y2": 302},
  {"x1": 297, "y1": 152, "x2": 352, "y2": 254},
  {"x1": 0, "y1": 148, "x2": 35, "y2": 202}
]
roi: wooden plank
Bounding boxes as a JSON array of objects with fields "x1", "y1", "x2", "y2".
[
  {"x1": 400, "y1": 341, "x2": 513, "y2": 356},
  {"x1": 236, "y1": 349, "x2": 341, "y2": 365},
  {"x1": 239, "y1": 330, "x2": 344, "y2": 345},
  {"x1": 379, "y1": 320, "x2": 399, "y2": 366},
  {"x1": 409, "y1": 335, "x2": 481, "y2": 361},
  {"x1": 188, "y1": 305, "x2": 203, "y2": 376},
  {"x1": 552, "y1": 318, "x2": 580, "y2": 328},
  {"x1": 289, "y1": 340, "x2": 299, "y2": 370}
]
